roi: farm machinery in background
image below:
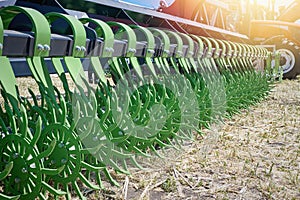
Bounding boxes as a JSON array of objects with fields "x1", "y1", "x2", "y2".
[
  {"x1": 162, "y1": 0, "x2": 300, "y2": 78},
  {"x1": 0, "y1": 0, "x2": 292, "y2": 199}
]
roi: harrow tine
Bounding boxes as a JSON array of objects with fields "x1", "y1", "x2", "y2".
[
  {"x1": 41, "y1": 181, "x2": 67, "y2": 196},
  {"x1": 0, "y1": 194, "x2": 20, "y2": 200},
  {"x1": 0, "y1": 162, "x2": 13, "y2": 181},
  {"x1": 81, "y1": 161, "x2": 105, "y2": 171},
  {"x1": 132, "y1": 146, "x2": 151, "y2": 157},
  {"x1": 79, "y1": 173, "x2": 101, "y2": 190},
  {"x1": 41, "y1": 166, "x2": 65, "y2": 176},
  {"x1": 4, "y1": 103, "x2": 17, "y2": 134},
  {"x1": 103, "y1": 168, "x2": 120, "y2": 187},
  {"x1": 130, "y1": 156, "x2": 144, "y2": 169},
  {"x1": 149, "y1": 145, "x2": 165, "y2": 158},
  {"x1": 73, "y1": 181, "x2": 87, "y2": 200},
  {"x1": 36, "y1": 139, "x2": 57, "y2": 160}
]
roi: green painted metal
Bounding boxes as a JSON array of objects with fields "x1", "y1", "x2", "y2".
[
  {"x1": 80, "y1": 18, "x2": 115, "y2": 58},
  {"x1": 0, "y1": 5, "x2": 274, "y2": 200},
  {"x1": 80, "y1": 18, "x2": 114, "y2": 84},
  {"x1": 0, "y1": 6, "x2": 50, "y2": 57},
  {"x1": 46, "y1": 12, "x2": 135, "y2": 198}
]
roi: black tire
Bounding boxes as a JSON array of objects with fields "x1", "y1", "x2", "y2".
[{"x1": 276, "y1": 44, "x2": 300, "y2": 79}]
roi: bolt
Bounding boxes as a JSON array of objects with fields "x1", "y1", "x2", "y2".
[
  {"x1": 147, "y1": 49, "x2": 155, "y2": 54},
  {"x1": 105, "y1": 47, "x2": 114, "y2": 53},
  {"x1": 14, "y1": 177, "x2": 21, "y2": 183},
  {"x1": 13, "y1": 153, "x2": 19, "y2": 159},
  {"x1": 58, "y1": 142, "x2": 64, "y2": 148},
  {"x1": 118, "y1": 131, "x2": 123, "y2": 136},
  {"x1": 75, "y1": 46, "x2": 81, "y2": 51},
  {"x1": 7, "y1": 127, "x2": 12, "y2": 134},
  {"x1": 164, "y1": 50, "x2": 170, "y2": 55},
  {"x1": 81, "y1": 46, "x2": 86, "y2": 52},
  {"x1": 44, "y1": 44, "x2": 51, "y2": 51},
  {"x1": 21, "y1": 168, "x2": 28, "y2": 173},
  {"x1": 128, "y1": 48, "x2": 136, "y2": 53},
  {"x1": 93, "y1": 136, "x2": 98, "y2": 142},
  {"x1": 37, "y1": 44, "x2": 44, "y2": 51},
  {"x1": 61, "y1": 158, "x2": 67, "y2": 164}
]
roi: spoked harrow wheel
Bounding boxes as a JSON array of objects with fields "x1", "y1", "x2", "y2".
[{"x1": 0, "y1": 134, "x2": 42, "y2": 199}]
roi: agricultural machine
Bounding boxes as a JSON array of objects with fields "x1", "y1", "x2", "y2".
[{"x1": 0, "y1": 0, "x2": 293, "y2": 199}]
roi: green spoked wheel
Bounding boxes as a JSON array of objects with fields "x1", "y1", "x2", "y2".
[
  {"x1": 120, "y1": 83, "x2": 181, "y2": 152},
  {"x1": 0, "y1": 134, "x2": 42, "y2": 199},
  {"x1": 38, "y1": 124, "x2": 82, "y2": 184}
]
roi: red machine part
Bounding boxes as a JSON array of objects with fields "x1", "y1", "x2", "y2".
[{"x1": 161, "y1": 0, "x2": 203, "y2": 20}]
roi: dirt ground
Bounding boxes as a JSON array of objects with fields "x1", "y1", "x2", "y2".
[{"x1": 85, "y1": 78, "x2": 300, "y2": 200}]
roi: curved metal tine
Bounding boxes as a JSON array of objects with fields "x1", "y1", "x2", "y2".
[
  {"x1": 235, "y1": 43, "x2": 248, "y2": 73},
  {"x1": 128, "y1": 57, "x2": 145, "y2": 81},
  {"x1": 234, "y1": 43, "x2": 245, "y2": 74},
  {"x1": 193, "y1": 38, "x2": 223, "y2": 125},
  {"x1": 109, "y1": 57, "x2": 125, "y2": 82},
  {"x1": 102, "y1": 167, "x2": 120, "y2": 186},
  {"x1": 107, "y1": 23, "x2": 180, "y2": 158},
  {"x1": 0, "y1": 57, "x2": 18, "y2": 106},
  {"x1": 0, "y1": 193, "x2": 20, "y2": 200},
  {"x1": 41, "y1": 181, "x2": 67, "y2": 196},
  {"x1": 149, "y1": 145, "x2": 166, "y2": 158},
  {"x1": 227, "y1": 41, "x2": 242, "y2": 73},
  {"x1": 221, "y1": 39, "x2": 236, "y2": 73},
  {"x1": 72, "y1": 181, "x2": 87, "y2": 200},
  {"x1": 154, "y1": 57, "x2": 170, "y2": 75},
  {"x1": 247, "y1": 45, "x2": 259, "y2": 70},
  {"x1": 214, "y1": 39, "x2": 228, "y2": 72},
  {"x1": 147, "y1": 28, "x2": 171, "y2": 75},
  {"x1": 80, "y1": 18, "x2": 115, "y2": 83},
  {"x1": 82, "y1": 155, "x2": 119, "y2": 188},
  {"x1": 243, "y1": 44, "x2": 256, "y2": 72},
  {"x1": 95, "y1": 149, "x2": 131, "y2": 175},
  {"x1": 0, "y1": 162, "x2": 13, "y2": 181}
]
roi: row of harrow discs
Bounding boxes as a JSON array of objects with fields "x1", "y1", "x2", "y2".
[{"x1": 0, "y1": 6, "x2": 272, "y2": 200}]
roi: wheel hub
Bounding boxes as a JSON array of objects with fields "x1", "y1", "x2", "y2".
[{"x1": 277, "y1": 48, "x2": 296, "y2": 73}]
